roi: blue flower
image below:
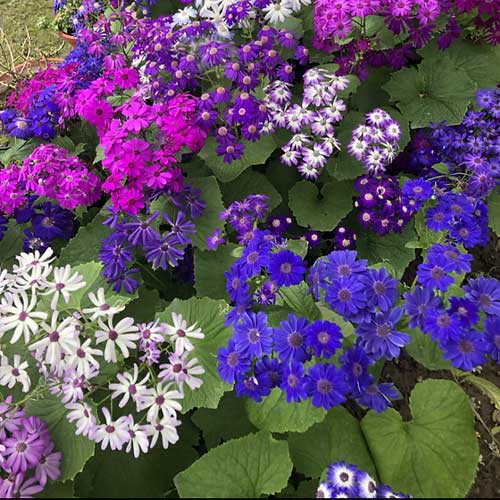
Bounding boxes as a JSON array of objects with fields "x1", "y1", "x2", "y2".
[
  {"x1": 442, "y1": 331, "x2": 489, "y2": 371},
  {"x1": 417, "y1": 257, "x2": 454, "y2": 292},
  {"x1": 235, "y1": 374, "x2": 268, "y2": 402},
  {"x1": 427, "y1": 244, "x2": 472, "y2": 274},
  {"x1": 225, "y1": 302, "x2": 252, "y2": 327},
  {"x1": 307, "y1": 259, "x2": 329, "y2": 300},
  {"x1": 465, "y1": 276, "x2": 500, "y2": 317},
  {"x1": 31, "y1": 202, "x2": 77, "y2": 241},
  {"x1": 362, "y1": 268, "x2": 399, "y2": 312},
  {"x1": 356, "y1": 308, "x2": 410, "y2": 361},
  {"x1": 268, "y1": 250, "x2": 306, "y2": 287},
  {"x1": 254, "y1": 356, "x2": 283, "y2": 388},
  {"x1": 224, "y1": 265, "x2": 251, "y2": 304},
  {"x1": 274, "y1": 314, "x2": 311, "y2": 363},
  {"x1": 305, "y1": 320, "x2": 342, "y2": 359},
  {"x1": 217, "y1": 339, "x2": 251, "y2": 384},
  {"x1": 240, "y1": 242, "x2": 270, "y2": 277},
  {"x1": 305, "y1": 363, "x2": 349, "y2": 410},
  {"x1": 356, "y1": 382, "x2": 400, "y2": 413},
  {"x1": 325, "y1": 250, "x2": 368, "y2": 278},
  {"x1": 327, "y1": 462, "x2": 359, "y2": 494},
  {"x1": 423, "y1": 307, "x2": 462, "y2": 345},
  {"x1": 403, "y1": 286, "x2": 442, "y2": 329},
  {"x1": 449, "y1": 297, "x2": 480, "y2": 327},
  {"x1": 144, "y1": 232, "x2": 185, "y2": 270},
  {"x1": 280, "y1": 361, "x2": 307, "y2": 403},
  {"x1": 233, "y1": 311, "x2": 273, "y2": 358},
  {"x1": 339, "y1": 346, "x2": 374, "y2": 396},
  {"x1": 325, "y1": 275, "x2": 368, "y2": 320},
  {"x1": 485, "y1": 316, "x2": 500, "y2": 363}
]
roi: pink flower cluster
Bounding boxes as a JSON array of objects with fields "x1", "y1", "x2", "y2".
[
  {"x1": 75, "y1": 69, "x2": 207, "y2": 213},
  {"x1": 0, "y1": 144, "x2": 101, "y2": 215}
]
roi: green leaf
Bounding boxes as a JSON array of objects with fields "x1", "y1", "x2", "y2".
[
  {"x1": 383, "y1": 52, "x2": 476, "y2": 128},
  {"x1": 404, "y1": 327, "x2": 451, "y2": 371},
  {"x1": 0, "y1": 137, "x2": 41, "y2": 165},
  {"x1": 74, "y1": 441, "x2": 197, "y2": 498},
  {"x1": 194, "y1": 244, "x2": 238, "y2": 299},
  {"x1": 191, "y1": 392, "x2": 257, "y2": 449},
  {"x1": 277, "y1": 479, "x2": 318, "y2": 499},
  {"x1": 286, "y1": 239, "x2": 309, "y2": 258},
  {"x1": 26, "y1": 394, "x2": 95, "y2": 482},
  {"x1": 355, "y1": 223, "x2": 416, "y2": 278},
  {"x1": 0, "y1": 221, "x2": 24, "y2": 268},
  {"x1": 36, "y1": 481, "x2": 74, "y2": 498},
  {"x1": 246, "y1": 388, "x2": 326, "y2": 433},
  {"x1": 280, "y1": 282, "x2": 321, "y2": 321},
  {"x1": 174, "y1": 431, "x2": 293, "y2": 498},
  {"x1": 289, "y1": 180, "x2": 354, "y2": 231},
  {"x1": 461, "y1": 374, "x2": 500, "y2": 412},
  {"x1": 157, "y1": 297, "x2": 232, "y2": 412},
  {"x1": 361, "y1": 379, "x2": 479, "y2": 497},
  {"x1": 122, "y1": 287, "x2": 168, "y2": 323},
  {"x1": 59, "y1": 209, "x2": 109, "y2": 266},
  {"x1": 352, "y1": 68, "x2": 392, "y2": 113},
  {"x1": 288, "y1": 407, "x2": 376, "y2": 478},
  {"x1": 200, "y1": 136, "x2": 277, "y2": 182},
  {"x1": 487, "y1": 189, "x2": 500, "y2": 235},
  {"x1": 189, "y1": 176, "x2": 225, "y2": 250},
  {"x1": 221, "y1": 168, "x2": 282, "y2": 211}
]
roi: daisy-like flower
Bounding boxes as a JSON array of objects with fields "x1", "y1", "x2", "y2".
[
  {"x1": 66, "y1": 402, "x2": 97, "y2": 438},
  {"x1": 137, "y1": 320, "x2": 165, "y2": 346},
  {"x1": 11, "y1": 264, "x2": 52, "y2": 294},
  {"x1": 82, "y1": 288, "x2": 125, "y2": 321},
  {"x1": 95, "y1": 317, "x2": 140, "y2": 363},
  {"x1": 66, "y1": 338, "x2": 102, "y2": 379},
  {"x1": 0, "y1": 354, "x2": 31, "y2": 392},
  {"x1": 43, "y1": 265, "x2": 86, "y2": 310},
  {"x1": 93, "y1": 407, "x2": 130, "y2": 451},
  {"x1": 159, "y1": 350, "x2": 205, "y2": 391},
  {"x1": 12, "y1": 248, "x2": 55, "y2": 275},
  {"x1": 109, "y1": 364, "x2": 151, "y2": 409},
  {"x1": 0, "y1": 290, "x2": 47, "y2": 344},
  {"x1": 146, "y1": 414, "x2": 181, "y2": 450},
  {"x1": 172, "y1": 6, "x2": 197, "y2": 26},
  {"x1": 138, "y1": 382, "x2": 184, "y2": 424},
  {"x1": 302, "y1": 143, "x2": 329, "y2": 169},
  {"x1": 163, "y1": 312, "x2": 205, "y2": 353},
  {"x1": 35, "y1": 443, "x2": 62, "y2": 487},
  {"x1": 263, "y1": 0, "x2": 293, "y2": 23},
  {"x1": 29, "y1": 312, "x2": 79, "y2": 369},
  {"x1": 125, "y1": 417, "x2": 150, "y2": 458}
]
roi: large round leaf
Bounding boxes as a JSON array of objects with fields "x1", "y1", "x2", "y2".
[
  {"x1": 174, "y1": 431, "x2": 293, "y2": 498},
  {"x1": 156, "y1": 297, "x2": 232, "y2": 412},
  {"x1": 361, "y1": 379, "x2": 479, "y2": 498}
]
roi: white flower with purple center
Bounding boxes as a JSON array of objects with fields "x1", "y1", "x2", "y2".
[
  {"x1": 159, "y1": 350, "x2": 205, "y2": 391},
  {"x1": 0, "y1": 354, "x2": 31, "y2": 392},
  {"x1": 146, "y1": 414, "x2": 181, "y2": 450},
  {"x1": 82, "y1": 288, "x2": 125, "y2": 321},
  {"x1": 125, "y1": 417, "x2": 150, "y2": 458},
  {"x1": 163, "y1": 312, "x2": 205, "y2": 353},
  {"x1": 67, "y1": 338, "x2": 102, "y2": 379},
  {"x1": 95, "y1": 317, "x2": 140, "y2": 363},
  {"x1": 43, "y1": 265, "x2": 86, "y2": 310},
  {"x1": 138, "y1": 382, "x2": 184, "y2": 423},
  {"x1": 66, "y1": 402, "x2": 97, "y2": 438},
  {"x1": 93, "y1": 407, "x2": 131, "y2": 451},
  {"x1": 109, "y1": 364, "x2": 151, "y2": 409}
]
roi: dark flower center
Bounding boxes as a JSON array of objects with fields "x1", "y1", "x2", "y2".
[
  {"x1": 56, "y1": 282, "x2": 65, "y2": 291},
  {"x1": 18, "y1": 311, "x2": 28, "y2": 321},
  {"x1": 227, "y1": 351, "x2": 239, "y2": 367},
  {"x1": 316, "y1": 378, "x2": 332, "y2": 395},
  {"x1": 317, "y1": 331, "x2": 330, "y2": 344},
  {"x1": 337, "y1": 264, "x2": 351, "y2": 276},
  {"x1": 100, "y1": 304, "x2": 110, "y2": 311},
  {"x1": 437, "y1": 313, "x2": 450, "y2": 328},
  {"x1": 373, "y1": 281, "x2": 386, "y2": 295},
  {"x1": 376, "y1": 324, "x2": 391, "y2": 338},
  {"x1": 458, "y1": 339, "x2": 474, "y2": 354},
  {"x1": 430, "y1": 266, "x2": 444, "y2": 280},
  {"x1": 41, "y1": 216, "x2": 55, "y2": 228},
  {"x1": 288, "y1": 331, "x2": 303, "y2": 348},
  {"x1": 287, "y1": 374, "x2": 299, "y2": 388},
  {"x1": 340, "y1": 472, "x2": 349, "y2": 482},
  {"x1": 12, "y1": 368, "x2": 20, "y2": 377},
  {"x1": 173, "y1": 363, "x2": 183, "y2": 373},
  {"x1": 16, "y1": 442, "x2": 27, "y2": 453},
  {"x1": 444, "y1": 250, "x2": 458, "y2": 261},
  {"x1": 49, "y1": 331, "x2": 60, "y2": 342},
  {"x1": 128, "y1": 385, "x2": 137, "y2": 395},
  {"x1": 177, "y1": 329, "x2": 186, "y2": 337},
  {"x1": 77, "y1": 349, "x2": 86, "y2": 359},
  {"x1": 108, "y1": 330, "x2": 118, "y2": 341},
  {"x1": 338, "y1": 288, "x2": 352, "y2": 302},
  {"x1": 479, "y1": 293, "x2": 492, "y2": 307},
  {"x1": 247, "y1": 251, "x2": 259, "y2": 264},
  {"x1": 105, "y1": 425, "x2": 115, "y2": 434},
  {"x1": 368, "y1": 481, "x2": 376, "y2": 493},
  {"x1": 248, "y1": 328, "x2": 260, "y2": 343},
  {"x1": 352, "y1": 362, "x2": 363, "y2": 377},
  {"x1": 155, "y1": 395, "x2": 165, "y2": 406},
  {"x1": 280, "y1": 262, "x2": 292, "y2": 274},
  {"x1": 366, "y1": 384, "x2": 379, "y2": 395}
]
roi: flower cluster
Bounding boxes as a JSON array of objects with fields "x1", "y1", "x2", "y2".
[
  {"x1": 53, "y1": 0, "x2": 108, "y2": 34},
  {"x1": 348, "y1": 109, "x2": 402, "y2": 175},
  {"x1": 0, "y1": 249, "x2": 206, "y2": 457},
  {"x1": 100, "y1": 183, "x2": 206, "y2": 294},
  {"x1": 0, "y1": 398, "x2": 62, "y2": 499},
  {"x1": 264, "y1": 68, "x2": 349, "y2": 178},
  {"x1": 354, "y1": 175, "x2": 413, "y2": 235},
  {"x1": 218, "y1": 249, "x2": 404, "y2": 413},
  {"x1": 405, "y1": 243, "x2": 500, "y2": 371},
  {"x1": 316, "y1": 461, "x2": 411, "y2": 498}
]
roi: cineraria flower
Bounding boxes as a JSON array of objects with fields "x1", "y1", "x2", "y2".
[
  {"x1": 217, "y1": 339, "x2": 251, "y2": 384},
  {"x1": 305, "y1": 363, "x2": 349, "y2": 410},
  {"x1": 109, "y1": 364, "x2": 151, "y2": 409},
  {"x1": 43, "y1": 265, "x2": 86, "y2": 310},
  {"x1": 465, "y1": 276, "x2": 500, "y2": 317},
  {"x1": 233, "y1": 311, "x2": 273, "y2": 358},
  {"x1": 357, "y1": 382, "x2": 400, "y2": 413},
  {"x1": 442, "y1": 331, "x2": 490, "y2": 371},
  {"x1": 280, "y1": 361, "x2": 307, "y2": 403},
  {"x1": 138, "y1": 382, "x2": 184, "y2": 423},
  {"x1": 95, "y1": 316, "x2": 140, "y2": 363},
  {"x1": 163, "y1": 312, "x2": 205, "y2": 353},
  {"x1": 159, "y1": 350, "x2": 205, "y2": 390},
  {"x1": 93, "y1": 407, "x2": 130, "y2": 451},
  {"x1": 362, "y1": 268, "x2": 399, "y2": 312},
  {"x1": 305, "y1": 320, "x2": 342, "y2": 359},
  {"x1": 147, "y1": 414, "x2": 181, "y2": 450},
  {"x1": 66, "y1": 402, "x2": 98, "y2": 438},
  {"x1": 0, "y1": 354, "x2": 31, "y2": 393},
  {"x1": 82, "y1": 288, "x2": 126, "y2": 321},
  {"x1": 268, "y1": 250, "x2": 305, "y2": 287},
  {"x1": 273, "y1": 314, "x2": 311, "y2": 363}
]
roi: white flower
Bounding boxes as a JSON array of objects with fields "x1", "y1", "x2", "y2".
[
  {"x1": 125, "y1": 418, "x2": 150, "y2": 458},
  {"x1": 137, "y1": 382, "x2": 184, "y2": 424},
  {"x1": 43, "y1": 265, "x2": 86, "y2": 310},
  {"x1": 95, "y1": 317, "x2": 140, "y2": 363},
  {"x1": 0, "y1": 269, "x2": 13, "y2": 294},
  {"x1": 172, "y1": 6, "x2": 197, "y2": 25},
  {"x1": 109, "y1": 364, "x2": 150, "y2": 409},
  {"x1": 146, "y1": 414, "x2": 181, "y2": 450},
  {"x1": 159, "y1": 350, "x2": 205, "y2": 391},
  {"x1": 82, "y1": 288, "x2": 125, "y2": 321},
  {"x1": 67, "y1": 339, "x2": 102, "y2": 379},
  {"x1": 263, "y1": 0, "x2": 293, "y2": 23},
  {"x1": 12, "y1": 248, "x2": 55, "y2": 276},
  {"x1": 0, "y1": 290, "x2": 48, "y2": 344},
  {"x1": 163, "y1": 313, "x2": 204, "y2": 353},
  {"x1": 66, "y1": 402, "x2": 97, "y2": 438},
  {"x1": 29, "y1": 312, "x2": 80, "y2": 369},
  {"x1": 137, "y1": 320, "x2": 165, "y2": 345},
  {"x1": 93, "y1": 407, "x2": 130, "y2": 451},
  {"x1": 11, "y1": 265, "x2": 52, "y2": 294},
  {"x1": 0, "y1": 354, "x2": 31, "y2": 392}
]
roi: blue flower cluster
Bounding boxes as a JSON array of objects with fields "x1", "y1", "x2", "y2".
[
  {"x1": 317, "y1": 461, "x2": 411, "y2": 498},
  {"x1": 99, "y1": 184, "x2": 205, "y2": 294},
  {"x1": 8, "y1": 196, "x2": 78, "y2": 252},
  {"x1": 218, "y1": 249, "x2": 402, "y2": 413},
  {"x1": 405, "y1": 243, "x2": 500, "y2": 371}
]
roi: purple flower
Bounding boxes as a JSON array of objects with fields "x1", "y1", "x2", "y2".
[
  {"x1": 417, "y1": 257, "x2": 454, "y2": 292},
  {"x1": 423, "y1": 307, "x2": 462, "y2": 344},
  {"x1": 280, "y1": 361, "x2": 308, "y2": 403},
  {"x1": 465, "y1": 276, "x2": 500, "y2": 317},
  {"x1": 485, "y1": 316, "x2": 500, "y2": 363},
  {"x1": 144, "y1": 233, "x2": 185, "y2": 270},
  {"x1": 268, "y1": 250, "x2": 305, "y2": 287},
  {"x1": 340, "y1": 346, "x2": 374, "y2": 396},
  {"x1": 356, "y1": 308, "x2": 410, "y2": 361},
  {"x1": 325, "y1": 275, "x2": 368, "y2": 320},
  {"x1": 274, "y1": 314, "x2": 311, "y2": 363},
  {"x1": 427, "y1": 244, "x2": 472, "y2": 274},
  {"x1": 305, "y1": 363, "x2": 349, "y2": 410},
  {"x1": 362, "y1": 268, "x2": 399, "y2": 312},
  {"x1": 357, "y1": 382, "x2": 400, "y2": 413},
  {"x1": 325, "y1": 250, "x2": 368, "y2": 278},
  {"x1": 3, "y1": 428, "x2": 46, "y2": 474},
  {"x1": 235, "y1": 374, "x2": 267, "y2": 402},
  {"x1": 449, "y1": 297, "x2": 480, "y2": 327},
  {"x1": 120, "y1": 212, "x2": 161, "y2": 246},
  {"x1": 442, "y1": 331, "x2": 490, "y2": 371},
  {"x1": 403, "y1": 286, "x2": 442, "y2": 329},
  {"x1": 305, "y1": 320, "x2": 342, "y2": 359},
  {"x1": 233, "y1": 311, "x2": 273, "y2": 358},
  {"x1": 254, "y1": 356, "x2": 283, "y2": 389},
  {"x1": 217, "y1": 339, "x2": 251, "y2": 384}
]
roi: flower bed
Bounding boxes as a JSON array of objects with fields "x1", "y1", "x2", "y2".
[{"x1": 0, "y1": 0, "x2": 500, "y2": 498}]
